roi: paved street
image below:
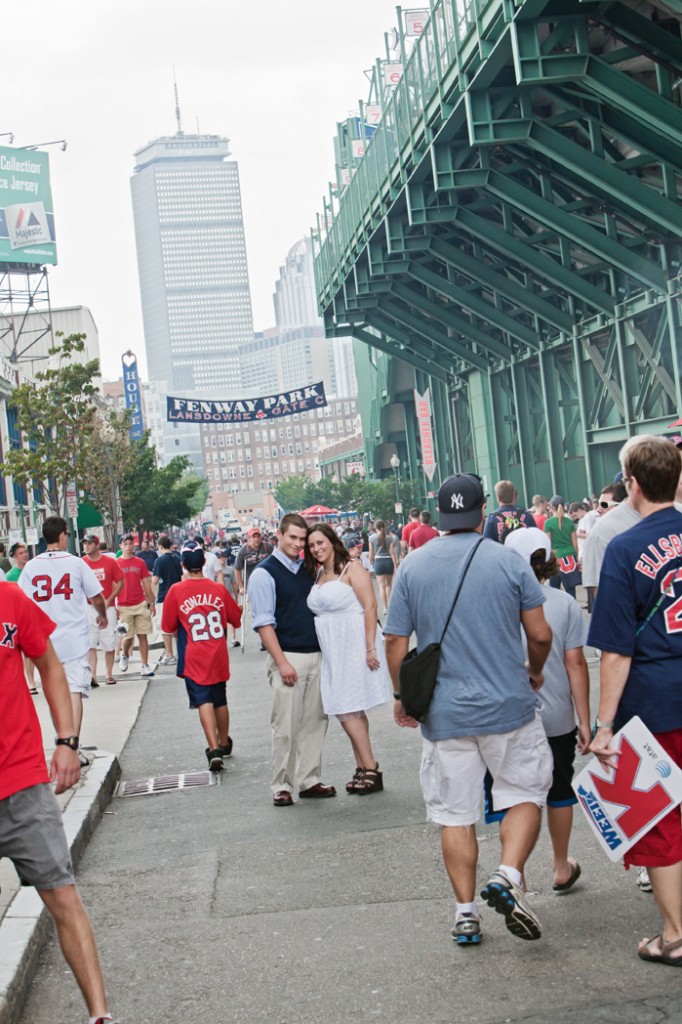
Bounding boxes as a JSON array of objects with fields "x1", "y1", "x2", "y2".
[{"x1": 16, "y1": 638, "x2": 682, "y2": 1024}]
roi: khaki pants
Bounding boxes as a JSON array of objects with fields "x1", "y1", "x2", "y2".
[{"x1": 267, "y1": 651, "x2": 328, "y2": 795}]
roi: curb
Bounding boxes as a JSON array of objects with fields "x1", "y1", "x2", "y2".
[{"x1": 0, "y1": 753, "x2": 121, "y2": 1024}]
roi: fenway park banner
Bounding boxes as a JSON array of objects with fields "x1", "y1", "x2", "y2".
[{"x1": 166, "y1": 382, "x2": 327, "y2": 424}]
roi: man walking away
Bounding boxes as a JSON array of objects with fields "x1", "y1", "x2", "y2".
[
  {"x1": 20, "y1": 517, "x2": 107, "y2": 766},
  {"x1": 483, "y1": 480, "x2": 536, "y2": 542},
  {"x1": 0, "y1": 583, "x2": 118, "y2": 1023},
  {"x1": 385, "y1": 474, "x2": 552, "y2": 945},
  {"x1": 407, "y1": 511, "x2": 439, "y2": 551},
  {"x1": 82, "y1": 534, "x2": 124, "y2": 686},
  {"x1": 248, "y1": 514, "x2": 335, "y2": 806},
  {"x1": 152, "y1": 534, "x2": 183, "y2": 666},
  {"x1": 162, "y1": 545, "x2": 242, "y2": 770}
]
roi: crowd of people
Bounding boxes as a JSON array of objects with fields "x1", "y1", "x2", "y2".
[{"x1": 3, "y1": 431, "x2": 682, "y2": 1024}]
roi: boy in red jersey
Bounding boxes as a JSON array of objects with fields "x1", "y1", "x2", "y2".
[{"x1": 161, "y1": 545, "x2": 242, "y2": 771}]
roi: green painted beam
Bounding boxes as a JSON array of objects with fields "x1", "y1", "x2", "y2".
[
  {"x1": 379, "y1": 298, "x2": 492, "y2": 371},
  {"x1": 351, "y1": 326, "x2": 452, "y2": 383}
]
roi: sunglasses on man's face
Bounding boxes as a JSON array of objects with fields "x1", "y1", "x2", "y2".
[{"x1": 599, "y1": 500, "x2": 617, "y2": 510}]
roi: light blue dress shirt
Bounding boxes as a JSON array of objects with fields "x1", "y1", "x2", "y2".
[{"x1": 247, "y1": 547, "x2": 306, "y2": 630}]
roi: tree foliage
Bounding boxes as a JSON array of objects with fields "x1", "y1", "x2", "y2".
[
  {"x1": 120, "y1": 443, "x2": 205, "y2": 533},
  {"x1": 274, "y1": 473, "x2": 418, "y2": 523},
  {"x1": 0, "y1": 334, "x2": 100, "y2": 515}
]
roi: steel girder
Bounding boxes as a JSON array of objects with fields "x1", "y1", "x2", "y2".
[{"x1": 315, "y1": 0, "x2": 682, "y2": 495}]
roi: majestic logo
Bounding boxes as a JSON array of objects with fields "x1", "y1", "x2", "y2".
[
  {"x1": 450, "y1": 493, "x2": 465, "y2": 510},
  {"x1": 5, "y1": 201, "x2": 51, "y2": 249}
]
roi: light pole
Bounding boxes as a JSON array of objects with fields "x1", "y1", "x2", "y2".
[{"x1": 390, "y1": 452, "x2": 402, "y2": 525}]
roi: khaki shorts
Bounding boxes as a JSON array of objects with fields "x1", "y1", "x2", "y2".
[
  {"x1": 420, "y1": 710, "x2": 553, "y2": 827},
  {"x1": 118, "y1": 601, "x2": 153, "y2": 636},
  {"x1": 64, "y1": 655, "x2": 92, "y2": 697},
  {"x1": 87, "y1": 605, "x2": 117, "y2": 652}
]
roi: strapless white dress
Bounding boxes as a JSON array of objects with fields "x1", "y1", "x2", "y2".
[{"x1": 307, "y1": 579, "x2": 391, "y2": 716}]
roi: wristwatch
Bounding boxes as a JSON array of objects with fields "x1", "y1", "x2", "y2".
[
  {"x1": 393, "y1": 691, "x2": 401, "y2": 700},
  {"x1": 55, "y1": 735, "x2": 79, "y2": 750},
  {"x1": 595, "y1": 719, "x2": 615, "y2": 730}
]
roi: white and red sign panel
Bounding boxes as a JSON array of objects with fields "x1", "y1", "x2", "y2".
[
  {"x1": 413, "y1": 388, "x2": 437, "y2": 482},
  {"x1": 573, "y1": 716, "x2": 682, "y2": 862},
  {"x1": 404, "y1": 10, "x2": 429, "y2": 36}
]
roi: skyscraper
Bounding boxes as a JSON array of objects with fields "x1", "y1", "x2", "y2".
[{"x1": 130, "y1": 129, "x2": 254, "y2": 393}]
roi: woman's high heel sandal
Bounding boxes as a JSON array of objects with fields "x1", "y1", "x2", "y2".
[
  {"x1": 346, "y1": 767, "x2": 364, "y2": 793},
  {"x1": 355, "y1": 765, "x2": 383, "y2": 795}
]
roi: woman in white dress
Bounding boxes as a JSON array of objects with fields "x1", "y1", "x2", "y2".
[{"x1": 305, "y1": 524, "x2": 391, "y2": 795}]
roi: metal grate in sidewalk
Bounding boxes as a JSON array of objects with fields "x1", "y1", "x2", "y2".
[{"x1": 114, "y1": 771, "x2": 220, "y2": 798}]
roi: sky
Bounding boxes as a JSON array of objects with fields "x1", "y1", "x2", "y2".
[{"x1": 6, "y1": 1, "x2": 405, "y2": 380}]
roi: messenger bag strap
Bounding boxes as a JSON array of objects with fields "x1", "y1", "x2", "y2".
[{"x1": 439, "y1": 537, "x2": 484, "y2": 645}]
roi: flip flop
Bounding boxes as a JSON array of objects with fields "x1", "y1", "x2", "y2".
[
  {"x1": 105, "y1": 677, "x2": 117, "y2": 685},
  {"x1": 553, "y1": 860, "x2": 581, "y2": 892}
]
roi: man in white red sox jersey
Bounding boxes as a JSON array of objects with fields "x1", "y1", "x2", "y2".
[{"x1": 20, "y1": 516, "x2": 106, "y2": 763}]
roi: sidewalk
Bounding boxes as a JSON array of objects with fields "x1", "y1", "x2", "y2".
[{"x1": 0, "y1": 651, "x2": 154, "y2": 1024}]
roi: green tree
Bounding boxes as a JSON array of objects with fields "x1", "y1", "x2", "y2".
[
  {"x1": 120, "y1": 443, "x2": 205, "y2": 533},
  {"x1": 0, "y1": 334, "x2": 100, "y2": 516},
  {"x1": 80, "y1": 409, "x2": 139, "y2": 549}
]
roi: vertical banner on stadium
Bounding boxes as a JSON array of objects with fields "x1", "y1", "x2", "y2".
[
  {"x1": 573, "y1": 716, "x2": 682, "y2": 862},
  {"x1": 121, "y1": 351, "x2": 144, "y2": 441},
  {"x1": 413, "y1": 388, "x2": 437, "y2": 482}
]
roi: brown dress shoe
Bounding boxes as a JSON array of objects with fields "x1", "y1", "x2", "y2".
[
  {"x1": 298, "y1": 783, "x2": 337, "y2": 799},
  {"x1": 273, "y1": 790, "x2": 293, "y2": 806}
]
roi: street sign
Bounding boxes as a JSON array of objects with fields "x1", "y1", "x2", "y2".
[
  {"x1": 394, "y1": 502, "x2": 403, "y2": 514},
  {"x1": 66, "y1": 481, "x2": 78, "y2": 519},
  {"x1": 25, "y1": 527, "x2": 38, "y2": 545}
]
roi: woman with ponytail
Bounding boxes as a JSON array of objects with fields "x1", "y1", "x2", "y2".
[
  {"x1": 543, "y1": 495, "x2": 581, "y2": 599},
  {"x1": 369, "y1": 520, "x2": 398, "y2": 616}
]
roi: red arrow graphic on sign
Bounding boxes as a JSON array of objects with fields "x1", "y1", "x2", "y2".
[{"x1": 590, "y1": 738, "x2": 672, "y2": 839}]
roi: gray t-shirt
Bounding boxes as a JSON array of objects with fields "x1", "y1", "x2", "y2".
[
  {"x1": 520, "y1": 585, "x2": 586, "y2": 737},
  {"x1": 581, "y1": 500, "x2": 640, "y2": 587},
  {"x1": 385, "y1": 534, "x2": 546, "y2": 740}
]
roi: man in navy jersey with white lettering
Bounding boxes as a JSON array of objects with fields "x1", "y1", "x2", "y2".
[
  {"x1": 162, "y1": 544, "x2": 242, "y2": 771},
  {"x1": 588, "y1": 434, "x2": 682, "y2": 966}
]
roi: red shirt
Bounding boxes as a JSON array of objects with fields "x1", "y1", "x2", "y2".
[
  {"x1": 0, "y1": 585, "x2": 56, "y2": 800},
  {"x1": 400, "y1": 521, "x2": 421, "y2": 547},
  {"x1": 117, "y1": 555, "x2": 150, "y2": 606},
  {"x1": 409, "y1": 524, "x2": 440, "y2": 549},
  {"x1": 161, "y1": 578, "x2": 242, "y2": 686},
  {"x1": 83, "y1": 554, "x2": 124, "y2": 601}
]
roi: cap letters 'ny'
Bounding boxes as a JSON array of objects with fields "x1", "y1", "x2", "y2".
[{"x1": 437, "y1": 474, "x2": 486, "y2": 530}]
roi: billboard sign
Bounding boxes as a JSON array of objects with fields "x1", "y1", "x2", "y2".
[
  {"x1": 0, "y1": 148, "x2": 57, "y2": 265},
  {"x1": 122, "y1": 351, "x2": 145, "y2": 441},
  {"x1": 414, "y1": 388, "x2": 437, "y2": 481},
  {"x1": 166, "y1": 381, "x2": 328, "y2": 424}
]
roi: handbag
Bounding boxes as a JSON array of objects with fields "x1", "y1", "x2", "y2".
[{"x1": 398, "y1": 538, "x2": 483, "y2": 722}]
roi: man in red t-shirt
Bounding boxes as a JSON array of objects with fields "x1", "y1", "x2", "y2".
[
  {"x1": 408, "y1": 510, "x2": 440, "y2": 550},
  {"x1": 400, "y1": 508, "x2": 422, "y2": 556},
  {"x1": 116, "y1": 534, "x2": 156, "y2": 677},
  {"x1": 162, "y1": 545, "x2": 242, "y2": 771},
  {"x1": 83, "y1": 534, "x2": 125, "y2": 686},
  {"x1": 0, "y1": 585, "x2": 117, "y2": 1024}
]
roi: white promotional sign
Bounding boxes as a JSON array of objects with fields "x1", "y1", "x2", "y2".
[
  {"x1": 351, "y1": 139, "x2": 365, "y2": 160},
  {"x1": 5, "y1": 201, "x2": 51, "y2": 250},
  {"x1": 405, "y1": 9, "x2": 429, "y2": 35},
  {"x1": 383, "y1": 62, "x2": 403, "y2": 87},
  {"x1": 573, "y1": 716, "x2": 682, "y2": 862},
  {"x1": 8, "y1": 529, "x2": 22, "y2": 546},
  {"x1": 25, "y1": 527, "x2": 38, "y2": 545},
  {"x1": 413, "y1": 388, "x2": 437, "y2": 482},
  {"x1": 365, "y1": 104, "x2": 382, "y2": 125}
]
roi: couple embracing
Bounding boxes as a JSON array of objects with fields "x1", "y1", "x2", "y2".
[{"x1": 248, "y1": 513, "x2": 391, "y2": 806}]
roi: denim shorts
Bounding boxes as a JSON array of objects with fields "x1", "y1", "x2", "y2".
[{"x1": 0, "y1": 784, "x2": 74, "y2": 890}]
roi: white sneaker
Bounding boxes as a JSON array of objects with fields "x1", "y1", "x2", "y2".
[
  {"x1": 637, "y1": 867, "x2": 653, "y2": 892},
  {"x1": 78, "y1": 748, "x2": 90, "y2": 767},
  {"x1": 141, "y1": 664, "x2": 155, "y2": 677},
  {"x1": 158, "y1": 654, "x2": 176, "y2": 666},
  {"x1": 119, "y1": 654, "x2": 129, "y2": 673}
]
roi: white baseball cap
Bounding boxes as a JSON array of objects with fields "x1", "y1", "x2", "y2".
[{"x1": 503, "y1": 527, "x2": 551, "y2": 563}]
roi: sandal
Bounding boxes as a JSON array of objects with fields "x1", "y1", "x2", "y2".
[
  {"x1": 105, "y1": 677, "x2": 117, "y2": 685},
  {"x1": 346, "y1": 768, "x2": 364, "y2": 794},
  {"x1": 639, "y1": 934, "x2": 682, "y2": 966},
  {"x1": 355, "y1": 764, "x2": 383, "y2": 796}
]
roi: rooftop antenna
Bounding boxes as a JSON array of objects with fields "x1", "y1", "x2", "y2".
[{"x1": 173, "y1": 69, "x2": 183, "y2": 136}]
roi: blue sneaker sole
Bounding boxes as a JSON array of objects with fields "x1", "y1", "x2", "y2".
[{"x1": 480, "y1": 881, "x2": 541, "y2": 941}]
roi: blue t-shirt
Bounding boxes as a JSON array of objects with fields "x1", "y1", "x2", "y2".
[
  {"x1": 587, "y1": 506, "x2": 682, "y2": 734},
  {"x1": 483, "y1": 505, "x2": 537, "y2": 543},
  {"x1": 385, "y1": 534, "x2": 546, "y2": 740}
]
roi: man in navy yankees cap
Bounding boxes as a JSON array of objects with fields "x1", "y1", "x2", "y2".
[{"x1": 437, "y1": 473, "x2": 487, "y2": 530}]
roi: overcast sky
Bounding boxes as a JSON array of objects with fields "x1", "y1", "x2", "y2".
[{"x1": 6, "y1": 1, "x2": 404, "y2": 380}]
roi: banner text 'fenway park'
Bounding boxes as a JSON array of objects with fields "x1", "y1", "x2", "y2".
[{"x1": 166, "y1": 382, "x2": 327, "y2": 424}]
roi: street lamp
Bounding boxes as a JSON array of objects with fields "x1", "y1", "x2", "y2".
[{"x1": 389, "y1": 453, "x2": 402, "y2": 524}]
